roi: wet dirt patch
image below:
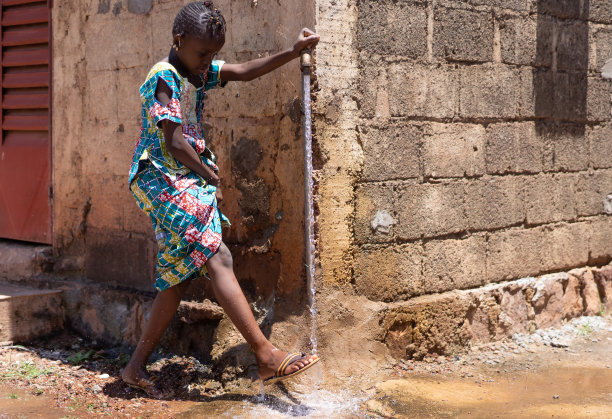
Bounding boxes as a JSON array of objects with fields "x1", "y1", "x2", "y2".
[
  {"x1": 0, "y1": 315, "x2": 610, "y2": 418},
  {"x1": 370, "y1": 315, "x2": 612, "y2": 418}
]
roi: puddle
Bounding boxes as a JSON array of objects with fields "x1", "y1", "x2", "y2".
[
  {"x1": 373, "y1": 366, "x2": 612, "y2": 418},
  {"x1": 176, "y1": 371, "x2": 368, "y2": 418},
  {"x1": 0, "y1": 388, "x2": 89, "y2": 418}
]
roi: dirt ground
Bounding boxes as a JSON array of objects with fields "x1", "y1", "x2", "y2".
[{"x1": 0, "y1": 314, "x2": 611, "y2": 418}]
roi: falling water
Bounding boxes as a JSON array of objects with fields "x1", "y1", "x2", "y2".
[{"x1": 301, "y1": 51, "x2": 318, "y2": 354}]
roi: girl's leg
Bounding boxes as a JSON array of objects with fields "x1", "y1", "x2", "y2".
[
  {"x1": 205, "y1": 242, "x2": 317, "y2": 380},
  {"x1": 121, "y1": 280, "x2": 190, "y2": 394}
]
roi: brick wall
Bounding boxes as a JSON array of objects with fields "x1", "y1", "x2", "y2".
[{"x1": 316, "y1": 0, "x2": 612, "y2": 302}]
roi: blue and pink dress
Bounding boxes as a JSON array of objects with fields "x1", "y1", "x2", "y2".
[{"x1": 129, "y1": 60, "x2": 230, "y2": 292}]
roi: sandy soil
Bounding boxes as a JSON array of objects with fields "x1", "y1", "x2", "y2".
[{"x1": 0, "y1": 314, "x2": 611, "y2": 418}]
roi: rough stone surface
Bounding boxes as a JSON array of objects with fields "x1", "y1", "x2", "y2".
[
  {"x1": 177, "y1": 300, "x2": 225, "y2": 323},
  {"x1": 484, "y1": 122, "x2": 542, "y2": 175},
  {"x1": 578, "y1": 270, "x2": 603, "y2": 316},
  {"x1": 422, "y1": 123, "x2": 485, "y2": 178},
  {"x1": 400, "y1": 181, "x2": 467, "y2": 239},
  {"x1": 523, "y1": 173, "x2": 576, "y2": 225},
  {"x1": 360, "y1": 123, "x2": 421, "y2": 181},
  {"x1": 386, "y1": 63, "x2": 457, "y2": 119},
  {"x1": 486, "y1": 227, "x2": 545, "y2": 283},
  {"x1": 530, "y1": 273, "x2": 566, "y2": 328},
  {"x1": 590, "y1": 1, "x2": 612, "y2": 24},
  {"x1": 433, "y1": 7, "x2": 493, "y2": 63},
  {"x1": 423, "y1": 235, "x2": 487, "y2": 293},
  {"x1": 500, "y1": 15, "x2": 537, "y2": 66},
  {"x1": 593, "y1": 265, "x2": 612, "y2": 311},
  {"x1": 358, "y1": 0, "x2": 428, "y2": 59},
  {"x1": 589, "y1": 124, "x2": 612, "y2": 169},
  {"x1": 465, "y1": 176, "x2": 523, "y2": 231},
  {"x1": 382, "y1": 266, "x2": 612, "y2": 360},
  {"x1": 382, "y1": 293, "x2": 472, "y2": 360},
  {"x1": 562, "y1": 274, "x2": 584, "y2": 319},
  {"x1": 354, "y1": 244, "x2": 423, "y2": 302},
  {"x1": 575, "y1": 170, "x2": 612, "y2": 217},
  {"x1": 0, "y1": 242, "x2": 54, "y2": 282},
  {"x1": 458, "y1": 65, "x2": 519, "y2": 119},
  {"x1": 0, "y1": 284, "x2": 64, "y2": 343}
]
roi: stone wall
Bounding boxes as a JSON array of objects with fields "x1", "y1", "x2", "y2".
[
  {"x1": 314, "y1": 0, "x2": 612, "y2": 303},
  {"x1": 51, "y1": 0, "x2": 314, "y2": 303}
]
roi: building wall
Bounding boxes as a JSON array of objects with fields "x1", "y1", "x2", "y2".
[
  {"x1": 315, "y1": 0, "x2": 612, "y2": 301},
  {"x1": 42, "y1": 0, "x2": 612, "y2": 363},
  {"x1": 52, "y1": 0, "x2": 315, "y2": 302}
]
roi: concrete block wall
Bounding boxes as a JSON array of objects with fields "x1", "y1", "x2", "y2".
[
  {"x1": 52, "y1": 0, "x2": 314, "y2": 300},
  {"x1": 315, "y1": 0, "x2": 612, "y2": 302}
]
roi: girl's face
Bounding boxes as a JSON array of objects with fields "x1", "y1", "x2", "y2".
[{"x1": 175, "y1": 32, "x2": 225, "y2": 76}]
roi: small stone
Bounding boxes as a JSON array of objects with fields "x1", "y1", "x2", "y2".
[
  {"x1": 553, "y1": 394, "x2": 559, "y2": 399},
  {"x1": 92, "y1": 384, "x2": 102, "y2": 394},
  {"x1": 604, "y1": 194, "x2": 612, "y2": 213},
  {"x1": 204, "y1": 380, "x2": 222, "y2": 391},
  {"x1": 98, "y1": 373, "x2": 110, "y2": 379},
  {"x1": 551, "y1": 340, "x2": 569, "y2": 348}
]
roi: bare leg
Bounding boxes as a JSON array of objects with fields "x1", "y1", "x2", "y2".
[
  {"x1": 121, "y1": 281, "x2": 190, "y2": 396},
  {"x1": 205, "y1": 242, "x2": 318, "y2": 380}
]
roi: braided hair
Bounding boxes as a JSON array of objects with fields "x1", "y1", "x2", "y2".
[{"x1": 172, "y1": 1, "x2": 226, "y2": 41}]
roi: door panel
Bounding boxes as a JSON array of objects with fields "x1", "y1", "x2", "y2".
[{"x1": 0, "y1": 0, "x2": 52, "y2": 244}]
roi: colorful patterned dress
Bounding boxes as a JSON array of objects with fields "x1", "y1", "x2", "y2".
[{"x1": 129, "y1": 60, "x2": 230, "y2": 292}]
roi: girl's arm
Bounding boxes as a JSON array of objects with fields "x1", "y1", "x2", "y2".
[
  {"x1": 220, "y1": 28, "x2": 320, "y2": 82},
  {"x1": 156, "y1": 81, "x2": 220, "y2": 186}
]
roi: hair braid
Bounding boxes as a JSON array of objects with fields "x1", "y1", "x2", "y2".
[{"x1": 172, "y1": 1, "x2": 226, "y2": 41}]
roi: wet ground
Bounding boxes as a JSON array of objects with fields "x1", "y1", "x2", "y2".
[{"x1": 0, "y1": 314, "x2": 611, "y2": 418}]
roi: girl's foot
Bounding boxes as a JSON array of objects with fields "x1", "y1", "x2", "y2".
[
  {"x1": 255, "y1": 345, "x2": 319, "y2": 383},
  {"x1": 121, "y1": 363, "x2": 164, "y2": 399}
]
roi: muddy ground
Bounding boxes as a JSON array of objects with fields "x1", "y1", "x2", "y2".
[{"x1": 0, "y1": 314, "x2": 611, "y2": 418}]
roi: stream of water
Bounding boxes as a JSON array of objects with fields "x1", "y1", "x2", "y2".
[{"x1": 302, "y1": 56, "x2": 318, "y2": 355}]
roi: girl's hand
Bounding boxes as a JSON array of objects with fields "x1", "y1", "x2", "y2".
[
  {"x1": 215, "y1": 188, "x2": 223, "y2": 204},
  {"x1": 292, "y1": 28, "x2": 320, "y2": 56}
]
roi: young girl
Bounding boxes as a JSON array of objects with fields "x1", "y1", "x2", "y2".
[{"x1": 123, "y1": 1, "x2": 320, "y2": 397}]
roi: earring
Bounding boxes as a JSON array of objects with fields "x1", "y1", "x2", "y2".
[{"x1": 172, "y1": 43, "x2": 179, "y2": 52}]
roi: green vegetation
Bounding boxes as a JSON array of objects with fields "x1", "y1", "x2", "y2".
[
  {"x1": 2, "y1": 361, "x2": 54, "y2": 380},
  {"x1": 67, "y1": 349, "x2": 94, "y2": 365},
  {"x1": 578, "y1": 322, "x2": 594, "y2": 335}
]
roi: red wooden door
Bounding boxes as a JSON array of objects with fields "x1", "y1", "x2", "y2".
[{"x1": 0, "y1": 0, "x2": 52, "y2": 244}]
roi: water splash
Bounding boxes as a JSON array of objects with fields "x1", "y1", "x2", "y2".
[{"x1": 197, "y1": 386, "x2": 367, "y2": 418}]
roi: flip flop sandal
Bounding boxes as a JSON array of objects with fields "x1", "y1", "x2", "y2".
[
  {"x1": 125, "y1": 376, "x2": 164, "y2": 399},
  {"x1": 263, "y1": 352, "x2": 320, "y2": 385}
]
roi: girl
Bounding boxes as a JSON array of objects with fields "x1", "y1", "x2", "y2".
[{"x1": 123, "y1": 1, "x2": 320, "y2": 397}]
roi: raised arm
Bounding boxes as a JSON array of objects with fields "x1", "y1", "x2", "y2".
[{"x1": 220, "y1": 28, "x2": 320, "y2": 82}]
